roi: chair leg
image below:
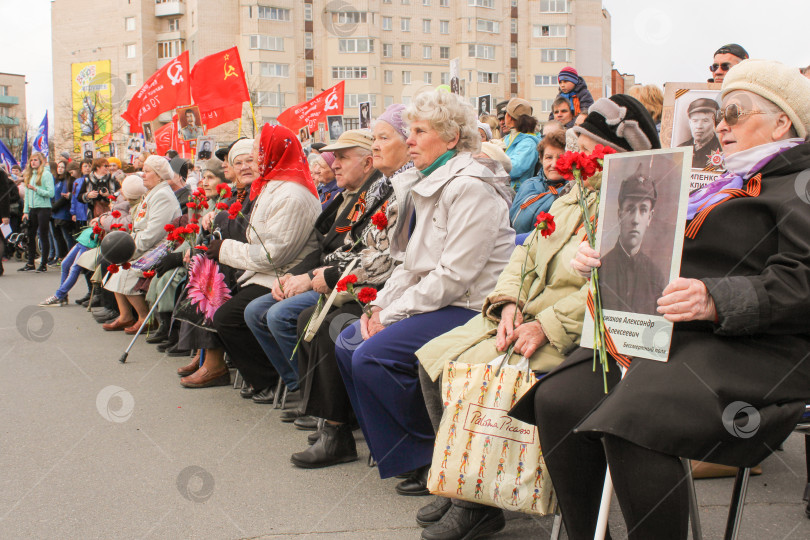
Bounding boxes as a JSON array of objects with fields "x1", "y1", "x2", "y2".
[
  {"x1": 367, "y1": 454, "x2": 376, "y2": 467},
  {"x1": 279, "y1": 385, "x2": 289, "y2": 409},
  {"x1": 723, "y1": 467, "x2": 751, "y2": 540},
  {"x1": 804, "y1": 434, "x2": 810, "y2": 518},
  {"x1": 682, "y1": 458, "x2": 703, "y2": 540},
  {"x1": 232, "y1": 369, "x2": 242, "y2": 390},
  {"x1": 272, "y1": 378, "x2": 283, "y2": 408},
  {"x1": 550, "y1": 504, "x2": 563, "y2": 540}
]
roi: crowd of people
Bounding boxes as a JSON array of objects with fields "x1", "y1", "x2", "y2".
[{"x1": 4, "y1": 49, "x2": 810, "y2": 540}]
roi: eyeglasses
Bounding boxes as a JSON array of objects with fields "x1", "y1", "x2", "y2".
[
  {"x1": 715, "y1": 104, "x2": 769, "y2": 127},
  {"x1": 709, "y1": 62, "x2": 734, "y2": 73}
]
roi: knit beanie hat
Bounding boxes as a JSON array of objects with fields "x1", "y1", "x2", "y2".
[
  {"x1": 558, "y1": 67, "x2": 579, "y2": 85},
  {"x1": 144, "y1": 155, "x2": 174, "y2": 181},
  {"x1": 202, "y1": 157, "x2": 226, "y2": 182},
  {"x1": 721, "y1": 59, "x2": 810, "y2": 139},
  {"x1": 480, "y1": 142, "x2": 512, "y2": 173},
  {"x1": 376, "y1": 103, "x2": 408, "y2": 139},
  {"x1": 572, "y1": 95, "x2": 661, "y2": 152},
  {"x1": 170, "y1": 157, "x2": 189, "y2": 180},
  {"x1": 121, "y1": 174, "x2": 147, "y2": 199},
  {"x1": 477, "y1": 122, "x2": 493, "y2": 141},
  {"x1": 228, "y1": 138, "x2": 254, "y2": 165}
]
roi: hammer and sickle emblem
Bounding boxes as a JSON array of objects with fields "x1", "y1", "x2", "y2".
[
  {"x1": 167, "y1": 59, "x2": 184, "y2": 86},
  {"x1": 223, "y1": 53, "x2": 237, "y2": 80},
  {"x1": 324, "y1": 90, "x2": 339, "y2": 111}
]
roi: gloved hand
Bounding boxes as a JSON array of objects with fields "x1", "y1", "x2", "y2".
[
  {"x1": 206, "y1": 239, "x2": 223, "y2": 261},
  {"x1": 153, "y1": 251, "x2": 184, "y2": 276}
]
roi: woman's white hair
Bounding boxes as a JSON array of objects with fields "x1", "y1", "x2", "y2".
[{"x1": 404, "y1": 90, "x2": 481, "y2": 153}]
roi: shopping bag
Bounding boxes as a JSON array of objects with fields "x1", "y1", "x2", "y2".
[
  {"x1": 130, "y1": 240, "x2": 173, "y2": 271},
  {"x1": 426, "y1": 354, "x2": 556, "y2": 515}
]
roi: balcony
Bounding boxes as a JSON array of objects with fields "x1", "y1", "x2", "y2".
[
  {"x1": 155, "y1": 31, "x2": 183, "y2": 42},
  {"x1": 0, "y1": 116, "x2": 19, "y2": 126},
  {"x1": 155, "y1": 1, "x2": 185, "y2": 17},
  {"x1": 0, "y1": 95, "x2": 19, "y2": 106}
]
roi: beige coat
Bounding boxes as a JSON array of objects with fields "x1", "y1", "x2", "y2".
[
  {"x1": 373, "y1": 153, "x2": 516, "y2": 326},
  {"x1": 416, "y1": 174, "x2": 601, "y2": 380}
]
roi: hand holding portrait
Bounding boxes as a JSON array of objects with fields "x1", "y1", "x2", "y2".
[{"x1": 656, "y1": 277, "x2": 716, "y2": 322}]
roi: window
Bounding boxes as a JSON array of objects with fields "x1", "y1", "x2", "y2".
[
  {"x1": 336, "y1": 11, "x2": 367, "y2": 24},
  {"x1": 440, "y1": 0, "x2": 449, "y2": 5},
  {"x1": 440, "y1": 20, "x2": 449, "y2": 33},
  {"x1": 306, "y1": 60, "x2": 314, "y2": 77},
  {"x1": 306, "y1": 88, "x2": 314, "y2": 100},
  {"x1": 402, "y1": 71, "x2": 411, "y2": 84},
  {"x1": 384, "y1": 95, "x2": 394, "y2": 108},
  {"x1": 440, "y1": 72, "x2": 449, "y2": 84},
  {"x1": 439, "y1": 46, "x2": 450, "y2": 60},
  {"x1": 125, "y1": 73, "x2": 135, "y2": 86},
  {"x1": 401, "y1": 18, "x2": 410, "y2": 31},
  {"x1": 468, "y1": 0, "x2": 494, "y2": 7},
  {"x1": 260, "y1": 63, "x2": 290, "y2": 77},
  {"x1": 423, "y1": 72, "x2": 433, "y2": 84},
  {"x1": 476, "y1": 19, "x2": 499, "y2": 33},
  {"x1": 541, "y1": 48, "x2": 571, "y2": 62},
  {"x1": 168, "y1": 18, "x2": 180, "y2": 31},
  {"x1": 304, "y1": 32, "x2": 313, "y2": 49},
  {"x1": 255, "y1": 91, "x2": 285, "y2": 108},
  {"x1": 383, "y1": 43, "x2": 393, "y2": 57},
  {"x1": 125, "y1": 17, "x2": 135, "y2": 31},
  {"x1": 534, "y1": 75, "x2": 559, "y2": 86},
  {"x1": 0, "y1": 86, "x2": 8, "y2": 97},
  {"x1": 423, "y1": 19, "x2": 431, "y2": 33},
  {"x1": 540, "y1": 99, "x2": 555, "y2": 112},
  {"x1": 468, "y1": 44, "x2": 495, "y2": 60},
  {"x1": 157, "y1": 40, "x2": 183, "y2": 58},
  {"x1": 250, "y1": 35, "x2": 285, "y2": 51},
  {"x1": 384, "y1": 70, "x2": 393, "y2": 84},
  {"x1": 383, "y1": 0, "x2": 391, "y2": 3},
  {"x1": 477, "y1": 71, "x2": 499, "y2": 84},
  {"x1": 511, "y1": 68, "x2": 517, "y2": 84},
  {"x1": 533, "y1": 24, "x2": 566, "y2": 37},
  {"x1": 257, "y1": 6, "x2": 291, "y2": 21},
  {"x1": 423, "y1": 45, "x2": 432, "y2": 59},
  {"x1": 423, "y1": 0, "x2": 431, "y2": 4},
  {"x1": 382, "y1": 16, "x2": 392, "y2": 30},
  {"x1": 339, "y1": 38, "x2": 374, "y2": 53},
  {"x1": 540, "y1": 0, "x2": 569, "y2": 13},
  {"x1": 344, "y1": 118, "x2": 360, "y2": 130},
  {"x1": 511, "y1": 18, "x2": 517, "y2": 34},
  {"x1": 401, "y1": 0, "x2": 410, "y2": 4},
  {"x1": 401, "y1": 44, "x2": 411, "y2": 57},
  {"x1": 304, "y1": 4, "x2": 312, "y2": 21},
  {"x1": 332, "y1": 66, "x2": 369, "y2": 79},
  {"x1": 511, "y1": 42, "x2": 517, "y2": 58},
  {"x1": 346, "y1": 94, "x2": 377, "y2": 107},
  {"x1": 126, "y1": 44, "x2": 136, "y2": 58}
]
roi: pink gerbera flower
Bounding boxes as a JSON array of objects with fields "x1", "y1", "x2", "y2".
[{"x1": 187, "y1": 255, "x2": 231, "y2": 321}]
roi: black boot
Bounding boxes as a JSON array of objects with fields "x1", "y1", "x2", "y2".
[
  {"x1": 416, "y1": 497, "x2": 453, "y2": 527},
  {"x1": 290, "y1": 423, "x2": 358, "y2": 468},
  {"x1": 145, "y1": 313, "x2": 171, "y2": 344},
  {"x1": 420, "y1": 503, "x2": 505, "y2": 540},
  {"x1": 395, "y1": 464, "x2": 431, "y2": 496},
  {"x1": 157, "y1": 323, "x2": 180, "y2": 352},
  {"x1": 75, "y1": 291, "x2": 91, "y2": 305}
]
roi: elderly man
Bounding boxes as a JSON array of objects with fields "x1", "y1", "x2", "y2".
[
  {"x1": 678, "y1": 98, "x2": 722, "y2": 169},
  {"x1": 241, "y1": 130, "x2": 383, "y2": 404},
  {"x1": 709, "y1": 43, "x2": 748, "y2": 83}
]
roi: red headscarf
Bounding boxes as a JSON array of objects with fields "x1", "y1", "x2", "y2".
[{"x1": 251, "y1": 124, "x2": 318, "y2": 201}]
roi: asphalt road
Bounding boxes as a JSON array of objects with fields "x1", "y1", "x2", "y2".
[{"x1": 1, "y1": 258, "x2": 809, "y2": 539}]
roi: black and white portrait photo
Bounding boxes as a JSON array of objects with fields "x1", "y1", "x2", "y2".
[{"x1": 327, "y1": 115, "x2": 344, "y2": 141}]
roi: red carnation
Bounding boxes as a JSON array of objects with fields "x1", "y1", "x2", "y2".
[
  {"x1": 217, "y1": 183, "x2": 232, "y2": 199},
  {"x1": 143, "y1": 270, "x2": 156, "y2": 278},
  {"x1": 357, "y1": 287, "x2": 377, "y2": 304},
  {"x1": 187, "y1": 223, "x2": 200, "y2": 233},
  {"x1": 555, "y1": 152, "x2": 577, "y2": 181},
  {"x1": 535, "y1": 212, "x2": 556, "y2": 238},
  {"x1": 107, "y1": 264, "x2": 120, "y2": 274},
  {"x1": 187, "y1": 202, "x2": 197, "y2": 210},
  {"x1": 111, "y1": 210, "x2": 121, "y2": 218},
  {"x1": 199, "y1": 200, "x2": 209, "y2": 209},
  {"x1": 216, "y1": 202, "x2": 228, "y2": 210},
  {"x1": 227, "y1": 201, "x2": 243, "y2": 219},
  {"x1": 371, "y1": 211, "x2": 388, "y2": 231},
  {"x1": 194, "y1": 245, "x2": 208, "y2": 251},
  {"x1": 574, "y1": 152, "x2": 597, "y2": 180},
  {"x1": 590, "y1": 144, "x2": 616, "y2": 162},
  {"x1": 92, "y1": 225, "x2": 102, "y2": 235},
  {"x1": 164, "y1": 224, "x2": 175, "y2": 232},
  {"x1": 122, "y1": 262, "x2": 131, "y2": 270},
  {"x1": 128, "y1": 224, "x2": 133, "y2": 231},
  {"x1": 336, "y1": 274, "x2": 358, "y2": 292}
]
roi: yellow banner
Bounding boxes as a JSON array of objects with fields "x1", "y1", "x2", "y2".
[{"x1": 71, "y1": 60, "x2": 113, "y2": 151}]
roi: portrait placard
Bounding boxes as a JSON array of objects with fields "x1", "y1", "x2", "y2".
[
  {"x1": 196, "y1": 136, "x2": 215, "y2": 161},
  {"x1": 477, "y1": 95, "x2": 491, "y2": 117},
  {"x1": 125, "y1": 137, "x2": 143, "y2": 157},
  {"x1": 177, "y1": 105, "x2": 206, "y2": 142},
  {"x1": 580, "y1": 147, "x2": 692, "y2": 362},
  {"x1": 80, "y1": 141, "x2": 96, "y2": 160},
  {"x1": 327, "y1": 116, "x2": 344, "y2": 141},
  {"x1": 359, "y1": 101, "x2": 371, "y2": 129}
]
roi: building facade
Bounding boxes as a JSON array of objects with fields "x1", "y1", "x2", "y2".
[
  {"x1": 52, "y1": 0, "x2": 611, "y2": 151},
  {"x1": 0, "y1": 73, "x2": 27, "y2": 157}
]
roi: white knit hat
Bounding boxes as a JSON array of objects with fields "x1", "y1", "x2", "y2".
[
  {"x1": 121, "y1": 174, "x2": 147, "y2": 199},
  {"x1": 144, "y1": 155, "x2": 173, "y2": 182},
  {"x1": 228, "y1": 138, "x2": 254, "y2": 165},
  {"x1": 480, "y1": 141, "x2": 512, "y2": 173},
  {"x1": 721, "y1": 59, "x2": 810, "y2": 139}
]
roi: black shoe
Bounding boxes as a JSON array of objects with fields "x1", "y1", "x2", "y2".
[
  {"x1": 167, "y1": 344, "x2": 192, "y2": 357},
  {"x1": 93, "y1": 308, "x2": 119, "y2": 323},
  {"x1": 251, "y1": 387, "x2": 276, "y2": 404},
  {"x1": 157, "y1": 326, "x2": 180, "y2": 352},
  {"x1": 290, "y1": 423, "x2": 358, "y2": 469},
  {"x1": 420, "y1": 504, "x2": 505, "y2": 540},
  {"x1": 416, "y1": 497, "x2": 453, "y2": 528},
  {"x1": 280, "y1": 409, "x2": 305, "y2": 423},
  {"x1": 307, "y1": 430, "x2": 322, "y2": 445},
  {"x1": 18, "y1": 264, "x2": 35, "y2": 272},
  {"x1": 35, "y1": 265, "x2": 47, "y2": 273},
  {"x1": 293, "y1": 416, "x2": 319, "y2": 431},
  {"x1": 87, "y1": 294, "x2": 104, "y2": 308},
  {"x1": 75, "y1": 292, "x2": 91, "y2": 305},
  {"x1": 395, "y1": 464, "x2": 431, "y2": 496},
  {"x1": 240, "y1": 386, "x2": 256, "y2": 399},
  {"x1": 145, "y1": 313, "x2": 172, "y2": 344}
]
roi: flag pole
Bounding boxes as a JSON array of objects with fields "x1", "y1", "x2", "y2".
[{"x1": 249, "y1": 100, "x2": 258, "y2": 135}]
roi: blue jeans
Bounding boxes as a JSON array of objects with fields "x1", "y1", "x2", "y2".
[
  {"x1": 55, "y1": 244, "x2": 89, "y2": 299},
  {"x1": 244, "y1": 290, "x2": 321, "y2": 390}
]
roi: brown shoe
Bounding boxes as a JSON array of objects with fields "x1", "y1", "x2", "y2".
[
  {"x1": 180, "y1": 366, "x2": 230, "y2": 388},
  {"x1": 103, "y1": 318, "x2": 136, "y2": 331},
  {"x1": 691, "y1": 460, "x2": 763, "y2": 479},
  {"x1": 124, "y1": 319, "x2": 156, "y2": 335},
  {"x1": 177, "y1": 355, "x2": 201, "y2": 377}
]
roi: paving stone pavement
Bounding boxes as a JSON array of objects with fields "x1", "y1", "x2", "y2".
[{"x1": 1, "y1": 259, "x2": 809, "y2": 539}]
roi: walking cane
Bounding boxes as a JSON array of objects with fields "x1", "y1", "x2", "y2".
[{"x1": 118, "y1": 267, "x2": 180, "y2": 364}]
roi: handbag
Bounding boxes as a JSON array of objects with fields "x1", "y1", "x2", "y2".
[
  {"x1": 130, "y1": 240, "x2": 173, "y2": 271},
  {"x1": 426, "y1": 354, "x2": 556, "y2": 516}
]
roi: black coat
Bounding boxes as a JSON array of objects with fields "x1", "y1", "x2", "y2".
[{"x1": 514, "y1": 143, "x2": 810, "y2": 468}]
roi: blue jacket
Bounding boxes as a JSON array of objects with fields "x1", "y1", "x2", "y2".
[
  {"x1": 317, "y1": 179, "x2": 343, "y2": 211},
  {"x1": 509, "y1": 173, "x2": 568, "y2": 234},
  {"x1": 70, "y1": 175, "x2": 89, "y2": 222},
  {"x1": 51, "y1": 177, "x2": 72, "y2": 220},
  {"x1": 503, "y1": 131, "x2": 540, "y2": 191}
]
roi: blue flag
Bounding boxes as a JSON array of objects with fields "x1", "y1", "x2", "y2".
[
  {"x1": 20, "y1": 131, "x2": 28, "y2": 168},
  {"x1": 0, "y1": 139, "x2": 17, "y2": 172},
  {"x1": 32, "y1": 112, "x2": 48, "y2": 158}
]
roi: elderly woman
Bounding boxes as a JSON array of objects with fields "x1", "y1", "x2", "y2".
[
  {"x1": 207, "y1": 127, "x2": 321, "y2": 393},
  {"x1": 289, "y1": 104, "x2": 414, "y2": 468},
  {"x1": 309, "y1": 151, "x2": 341, "y2": 209},
  {"x1": 333, "y1": 90, "x2": 515, "y2": 492},
  {"x1": 514, "y1": 60, "x2": 810, "y2": 540},
  {"x1": 103, "y1": 156, "x2": 181, "y2": 334},
  {"x1": 414, "y1": 94, "x2": 660, "y2": 539},
  {"x1": 502, "y1": 98, "x2": 540, "y2": 191}
]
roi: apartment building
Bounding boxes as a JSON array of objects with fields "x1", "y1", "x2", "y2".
[
  {"x1": 52, "y1": 0, "x2": 611, "y2": 150},
  {"x1": 0, "y1": 72, "x2": 27, "y2": 156}
]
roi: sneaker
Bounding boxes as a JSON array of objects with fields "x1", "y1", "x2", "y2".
[
  {"x1": 39, "y1": 295, "x2": 67, "y2": 307},
  {"x1": 35, "y1": 265, "x2": 47, "y2": 273},
  {"x1": 18, "y1": 264, "x2": 35, "y2": 272}
]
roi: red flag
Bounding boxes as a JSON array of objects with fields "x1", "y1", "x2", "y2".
[
  {"x1": 153, "y1": 122, "x2": 173, "y2": 156},
  {"x1": 190, "y1": 47, "x2": 250, "y2": 129},
  {"x1": 121, "y1": 51, "x2": 192, "y2": 132},
  {"x1": 277, "y1": 82, "x2": 345, "y2": 133}
]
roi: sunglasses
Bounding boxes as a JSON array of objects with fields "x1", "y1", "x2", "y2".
[
  {"x1": 709, "y1": 62, "x2": 734, "y2": 73},
  {"x1": 715, "y1": 104, "x2": 768, "y2": 126}
]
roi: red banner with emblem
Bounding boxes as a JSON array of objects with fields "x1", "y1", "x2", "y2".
[
  {"x1": 277, "y1": 82, "x2": 345, "y2": 133},
  {"x1": 190, "y1": 47, "x2": 250, "y2": 129},
  {"x1": 121, "y1": 51, "x2": 191, "y2": 132},
  {"x1": 153, "y1": 121, "x2": 174, "y2": 156}
]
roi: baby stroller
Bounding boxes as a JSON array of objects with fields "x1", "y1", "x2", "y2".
[{"x1": 7, "y1": 219, "x2": 38, "y2": 262}]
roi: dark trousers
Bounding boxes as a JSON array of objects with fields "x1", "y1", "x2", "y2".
[
  {"x1": 53, "y1": 220, "x2": 75, "y2": 258},
  {"x1": 212, "y1": 285, "x2": 279, "y2": 390},
  {"x1": 297, "y1": 302, "x2": 363, "y2": 423},
  {"x1": 27, "y1": 208, "x2": 51, "y2": 265},
  {"x1": 534, "y1": 348, "x2": 689, "y2": 540}
]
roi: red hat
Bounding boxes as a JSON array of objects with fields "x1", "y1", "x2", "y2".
[{"x1": 558, "y1": 67, "x2": 579, "y2": 84}]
